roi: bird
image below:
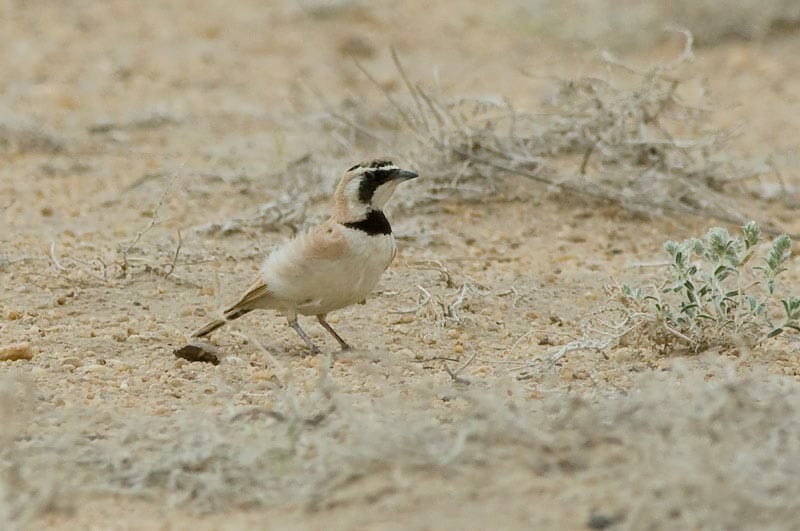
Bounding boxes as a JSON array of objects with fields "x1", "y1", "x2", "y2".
[{"x1": 190, "y1": 159, "x2": 418, "y2": 354}]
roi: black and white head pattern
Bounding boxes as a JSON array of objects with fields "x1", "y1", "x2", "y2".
[
  {"x1": 341, "y1": 160, "x2": 417, "y2": 236},
  {"x1": 349, "y1": 160, "x2": 403, "y2": 208}
]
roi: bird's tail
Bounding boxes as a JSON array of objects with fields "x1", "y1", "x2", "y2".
[
  {"x1": 191, "y1": 308, "x2": 253, "y2": 338},
  {"x1": 192, "y1": 278, "x2": 269, "y2": 338}
]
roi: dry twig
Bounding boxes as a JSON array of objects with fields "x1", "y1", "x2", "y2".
[
  {"x1": 443, "y1": 351, "x2": 479, "y2": 384},
  {"x1": 163, "y1": 230, "x2": 183, "y2": 279},
  {"x1": 48, "y1": 241, "x2": 67, "y2": 272},
  {"x1": 119, "y1": 177, "x2": 174, "y2": 276}
]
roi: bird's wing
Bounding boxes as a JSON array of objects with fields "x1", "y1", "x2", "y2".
[{"x1": 224, "y1": 278, "x2": 271, "y2": 316}]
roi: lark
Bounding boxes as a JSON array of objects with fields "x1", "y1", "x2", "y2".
[{"x1": 191, "y1": 160, "x2": 418, "y2": 353}]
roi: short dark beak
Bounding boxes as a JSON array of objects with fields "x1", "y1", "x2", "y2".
[{"x1": 396, "y1": 169, "x2": 419, "y2": 181}]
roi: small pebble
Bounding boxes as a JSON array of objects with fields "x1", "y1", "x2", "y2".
[
  {"x1": 0, "y1": 342, "x2": 34, "y2": 361},
  {"x1": 173, "y1": 342, "x2": 220, "y2": 365},
  {"x1": 587, "y1": 511, "x2": 617, "y2": 529},
  {"x1": 62, "y1": 357, "x2": 83, "y2": 368},
  {"x1": 251, "y1": 369, "x2": 274, "y2": 381}
]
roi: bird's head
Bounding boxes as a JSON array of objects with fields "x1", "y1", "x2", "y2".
[{"x1": 333, "y1": 159, "x2": 418, "y2": 222}]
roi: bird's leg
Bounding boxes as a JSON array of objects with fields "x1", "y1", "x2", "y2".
[
  {"x1": 317, "y1": 314, "x2": 351, "y2": 351},
  {"x1": 288, "y1": 319, "x2": 321, "y2": 355}
]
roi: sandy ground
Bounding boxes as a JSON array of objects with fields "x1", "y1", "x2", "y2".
[{"x1": 2, "y1": 1, "x2": 800, "y2": 530}]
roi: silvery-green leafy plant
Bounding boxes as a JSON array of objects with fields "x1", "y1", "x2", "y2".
[{"x1": 619, "y1": 222, "x2": 800, "y2": 351}]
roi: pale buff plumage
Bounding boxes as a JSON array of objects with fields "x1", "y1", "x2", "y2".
[{"x1": 190, "y1": 160, "x2": 417, "y2": 353}]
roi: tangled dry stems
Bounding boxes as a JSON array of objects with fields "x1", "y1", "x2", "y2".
[
  {"x1": 4, "y1": 362, "x2": 800, "y2": 529},
  {"x1": 318, "y1": 34, "x2": 787, "y2": 234}
]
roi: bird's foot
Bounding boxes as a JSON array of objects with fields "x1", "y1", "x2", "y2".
[{"x1": 289, "y1": 319, "x2": 323, "y2": 355}]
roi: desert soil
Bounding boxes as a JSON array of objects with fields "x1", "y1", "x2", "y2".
[{"x1": 2, "y1": 1, "x2": 800, "y2": 530}]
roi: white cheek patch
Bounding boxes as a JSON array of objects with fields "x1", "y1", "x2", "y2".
[
  {"x1": 345, "y1": 178, "x2": 369, "y2": 217},
  {"x1": 371, "y1": 180, "x2": 399, "y2": 210},
  {"x1": 345, "y1": 178, "x2": 361, "y2": 199}
]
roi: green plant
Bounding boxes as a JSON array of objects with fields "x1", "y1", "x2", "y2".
[{"x1": 620, "y1": 222, "x2": 800, "y2": 351}]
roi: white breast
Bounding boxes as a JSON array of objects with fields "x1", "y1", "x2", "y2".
[
  {"x1": 340, "y1": 230, "x2": 396, "y2": 299},
  {"x1": 262, "y1": 229, "x2": 395, "y2": 316}
]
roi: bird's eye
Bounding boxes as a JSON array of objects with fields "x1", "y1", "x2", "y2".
[{"x1": 347, "y1": 163, "x2": 361, "y2": 171}]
